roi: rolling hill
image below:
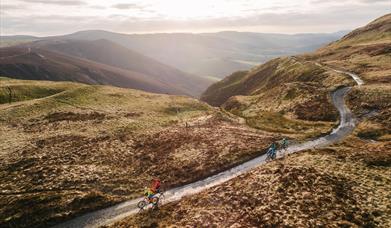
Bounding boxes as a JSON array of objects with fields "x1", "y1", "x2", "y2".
[
  {"x1": 1, "y1": 31, "x2": 346, "y2": 79},
  {"x1": 1, "y1": 13, "x2": 389, "y2": 228},
  {"x1": 0, "y1": 46, "x2": 189, "y2": 95},
  {"x1": 7, "y1": 30, "x2": 344, "y2": 79},
  {"x1": 0, "y1": 40, "x2": 214, "y2": 97},
  {"x1": 30, "y1": 39, "x2": 213, "y2": 96},
  {"x1": 60, "y1": 30, "x2": 346, "y2": 78}
]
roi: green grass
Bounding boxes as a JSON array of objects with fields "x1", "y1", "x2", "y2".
[
  {"x1": 332, "y1": 31, "x2": 391, "y2": 48},
  {"x1": 0, "y1": 79, "x2": 213, "y2": 134},
  {"x1": 0, "y1": 77, "x2": 81, "y2": 104},
  {"x1": 0, "y1": 85, "x2": 68, "y2": 104},
  {"x1": 245, "y1": 111, "x2": 331, "y2": 137}
]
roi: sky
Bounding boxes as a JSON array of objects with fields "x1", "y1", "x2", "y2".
[{"x1": 1, "y1": 0, "x2": 390, "y2": 36}]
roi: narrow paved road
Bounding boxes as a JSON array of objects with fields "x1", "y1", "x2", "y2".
[{"x1": 54, "y1": 69, "x2": 363, "y2": 228}]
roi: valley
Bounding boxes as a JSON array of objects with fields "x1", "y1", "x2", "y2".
[{"x1": 1, "y1": 31, "x2": 346, "y2": 80}]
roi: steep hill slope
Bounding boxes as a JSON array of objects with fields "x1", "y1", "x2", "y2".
[
  {"x1": 0, "y1": 78, "x2": 279, "y2": 227},
  {"x1": 201, "y1": 56, "x2": 351, "y2": 140},
  {"x1": 306, "y1": 13, "x2": 391, "y2": 84},
  {"x1": 31, "y1": 39, "x2": 213, "y2": 96},
  {"x1": 202, "y1": 14, "x2": 390, "y2": 103},
  {"x1": 0, "y1": 46, "x2": 200, "y2": 96},
  {"x1": 201, "y1": 14, "x2": 390, "y2": 130}
]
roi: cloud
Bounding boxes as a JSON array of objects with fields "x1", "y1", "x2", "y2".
[
  {"x1": 18, "y1": 0, "x2": 86, "y2": 5},
  {"x1": 112, "y1": 3, "x2": 146, "y2": 10},
  {"x1": 1, "y1": 0, "x2": 390, "y2": 35},
  {"x1": 311, "y1": 0, "x2": 390, "y2": 4},
  {"x1": 89, "y1": 5, "x2": 106, "y2": 10},
  {"x1": 1, "y1": 4, "x2": 22, "y2": 10},
  {"x1": 357, "y1": 0, "x2": 390, "y2": 2}
]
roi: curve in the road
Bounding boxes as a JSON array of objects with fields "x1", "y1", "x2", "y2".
[{"x1": 53, "y1": 69, "x2": 363, "y2": 228}]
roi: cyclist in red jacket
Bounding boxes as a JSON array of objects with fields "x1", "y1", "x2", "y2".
[{"x1": 151, "y1": 179, "x2": 161, "y2": 193}]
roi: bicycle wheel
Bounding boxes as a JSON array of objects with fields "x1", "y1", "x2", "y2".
[
  {"x1": 152, "y1": 196, "x2": 159, "y2": 205},
  {"x1": 265, "y1": 154, "x2": 271, "y2": 162},
  {"x1": 149, "y1": 197, "x2": 159, "y2": 210},
  {"x1": 137, "y1": 200, "x2": 147, "y2": 209}
]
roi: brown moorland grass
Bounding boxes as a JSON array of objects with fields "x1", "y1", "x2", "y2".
[
  {"x1": 112, "y1": 134, "x2": 391, "y2": 227},
  {"x1": 0, "y1": 78, "x2": 279, "y2": 227}
]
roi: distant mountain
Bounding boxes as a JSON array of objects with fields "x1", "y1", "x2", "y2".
[
  {"x1": 53, "y1": 30, "x2": 347, "y2": 78},
  {"x1": 1, "y1": 31, "x2": 346, "y2": 79},
  {"x1": 0, "y1": 46, "x2": 196, "y2": 96},
  {"x1": 29, "y1": 39, "x2": 212, "y2": 96}
]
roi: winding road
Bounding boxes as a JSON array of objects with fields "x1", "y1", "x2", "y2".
[{"x1": 54, "y1": 68, "x2": 363, "y2": 228}]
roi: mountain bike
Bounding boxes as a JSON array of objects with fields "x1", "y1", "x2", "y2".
[
  {"x1": 137, "y1": 192, "x2": 164, "y2": 211},
  {"x1": 265, "y1": 149, "x2": 276, "y2": 162}
]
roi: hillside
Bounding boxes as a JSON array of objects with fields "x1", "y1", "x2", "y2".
[
  {"x1": 30, "y1": 39, "x2": 212, "y2": 96},
  {"x1": 306, "y1": 13, "x2": 391, "y2": 84},
  {"x1": 113, "y1": 14, "x2": 391, "y2": 227},
  {"x1": 0, "y1": 46, "x2": 190, "y2": 95},
  {"x1": 201, "y1": 14, "x2": 390, "y2": 128},
  {"x1": 1, "y1": 13, "x2": 389, "y2": 228},
  {"x1": 0, "y1": 78, "x2": 281, "y2": 227},
  {"x1": 116, "y1": 138, "x2": 391, "y2": 227},
  {"x1": 54, "y1": 30, "x2": 345, "y2": 78},
  {"x1": 201, "y1": 56, "x2": 352, "y2": 141},
  {"x1": 202, "y1": 14, "x2": 390, "y2": 103}
]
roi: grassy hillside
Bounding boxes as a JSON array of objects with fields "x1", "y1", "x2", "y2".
[
  {"x1": 202, "y1": 14, "x2": 390, "y2": 103},
  {"x1": 306, "y1": 13, "x2": 391, "y2": 84},
  {"x1": 201, "y1": 14, "x2": 390, "y2": 140},
  {"x1": 1, "y1": 13, "x2": 389, "y2": 228},
  {"x1": 201, "y1": 57, "x2": 352, "y2": 107},
  {"x1": 114, "y1": 14, "x2": 391, "y2": 227},
  {"x1": 31, "y1": 39, "x2": 213, "y2": 97},
  {"x1": 202, "y1": 57, "x2": 352, "y2": 140},
  {"x1": 0, "y1": 46, "x2": 192, "y2": 96},
  {"x1": 115, "y1": 85, "x2": 391, "y2": 228},
  {"x1": 0, "y1": 78, "x2": 280, "y2": 227}
]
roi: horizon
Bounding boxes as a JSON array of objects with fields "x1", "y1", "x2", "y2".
[
  {"x1": 1, "y1": 28, "x2": 352, "y2": 38},
  {"x1": 1, "y1": 0, "x2": 390, "y2": 36}
]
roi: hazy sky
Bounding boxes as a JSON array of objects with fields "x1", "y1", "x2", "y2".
[{"x1": 1, "y1": 0, "x2": 390, "y2": 36}]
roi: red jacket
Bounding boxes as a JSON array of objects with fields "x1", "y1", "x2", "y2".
[{"x1": 151, "y1": 180, "x2": 161, "y2": 192}]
